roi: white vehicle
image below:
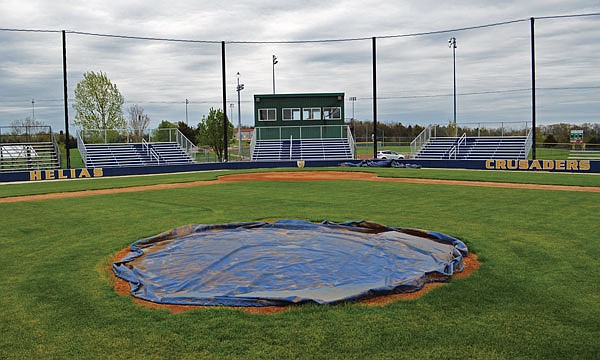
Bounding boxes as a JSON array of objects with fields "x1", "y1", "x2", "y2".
[{"x1": 376, "y1": 150, "x2": 405, "y2": 160}]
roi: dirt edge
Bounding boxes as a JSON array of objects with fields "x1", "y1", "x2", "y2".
[{"x1": 108, "y1": 247, "x2": 480, "y2": 315}]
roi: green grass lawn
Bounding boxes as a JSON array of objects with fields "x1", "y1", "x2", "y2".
[
  {"x1": 1, "y1": 170, "x2": 599, "y2": 358},
  {"x1": 1, "y1": 167, "x2": 598, "y2": 198}
]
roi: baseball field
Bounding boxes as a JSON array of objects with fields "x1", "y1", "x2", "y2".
[{"x1": 1, "y1": 167, "x2": 598, "y2": 359}]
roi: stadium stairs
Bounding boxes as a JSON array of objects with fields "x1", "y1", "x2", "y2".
[
  {"x1": 415, "y1": 136, "x2": 529, "y2": 160},
  {"x1": 83, "y1": 142, "x2": 194, "y2": 168},
  {"x1": 252, "y1": 139, "x2": 353, "y2": 161},
  {"x1": 0, "y1": 142, "x2": 60, "y2": 172}
]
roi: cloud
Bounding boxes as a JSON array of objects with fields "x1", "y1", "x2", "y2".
[{"x1": 0, "y1": 0, "x2": 598, "y2": 132}]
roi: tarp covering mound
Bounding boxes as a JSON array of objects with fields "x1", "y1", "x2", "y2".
[{"x1": 113, "y1": 220, "x2": 468, "y2": 307}]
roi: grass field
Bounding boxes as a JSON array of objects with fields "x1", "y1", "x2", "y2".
[{"x1": 1, "y1": 168, "x2": 599, "y2": 359}]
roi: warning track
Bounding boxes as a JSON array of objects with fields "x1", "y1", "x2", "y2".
[{"x1": 1, "y1": 171, "x2": 599, "y2": 203}]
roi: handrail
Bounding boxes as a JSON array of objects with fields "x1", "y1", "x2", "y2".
[
  {"x1": 175, "y1": 129, "x2": 198, "y2": 160},
  {"x1": 523, "y1": 127, "x2": 534, "y2": 158},
  {"x1": 51, "y1": 129, "x2": 61, "y2": 168},
  {"x1": 250, "y1": 129, "x2": 256, "y2": 160},
  {"x1": 448, "y1": 133, "x2": 466, "y2": 159},
  {"x1": 345, "y1": 125, "x2": 356, "y2": 158},
  {"x1": 410, "y1": 125, "x2": 433, "y2": 158},
  {"x1": 77, "y1": 131, "x2": 88, "y2": 166}
]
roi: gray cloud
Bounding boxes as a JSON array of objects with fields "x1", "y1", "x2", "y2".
[{"x1": 0, "y1": 0, "x2": 598, "y2": 132}]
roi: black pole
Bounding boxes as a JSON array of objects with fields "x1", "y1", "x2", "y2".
[
  {"x1": 453, "y1": 40, "x2": 457, "y2": 127},
  {"x1": 530, "y1": 18, "x2": 537, "y2": 160},
  {"x1": 372, "y1": 37, "x2": 378, "y2": 159},
  {"x1": 62, "y1": 30, "x2": 71, "y2": 168},
  {"x1": 221, "y1": 41, "x2": 228, "y2": 162}
]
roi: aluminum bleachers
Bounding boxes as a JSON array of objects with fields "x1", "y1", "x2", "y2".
[
  {"x1": 416, "y1": 136, "x2": 529, "y2": 160},
  {"x1": 0, "y1": 142, "x2": 60, "y2": 172},
  {"x1": 83, "y1": 142, "x2": 194, "y2": 168},
  {"x1": 252, "y1": 139, "x2": 353, "y2": 161}
]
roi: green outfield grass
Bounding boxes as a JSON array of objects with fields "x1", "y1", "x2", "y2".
[
  {"x1": 1, "y1": 170, "x2": 599, "y2": 358},
  {"x1": 1, "y1": 167, "x2": 598, "y2": 198}
]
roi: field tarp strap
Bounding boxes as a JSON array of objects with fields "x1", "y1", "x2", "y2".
[{"x1": 113, "y1": 220, "x2": 467, "y2": 307}]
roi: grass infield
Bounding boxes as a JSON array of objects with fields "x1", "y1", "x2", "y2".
[{"x1": 0, "y1": 168, "x2": 599, "y2": 359}]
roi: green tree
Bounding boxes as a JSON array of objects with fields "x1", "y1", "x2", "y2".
[
  {"x1": 196, "y1": 108, "x2": 233, "y2": 162},
  {"x1": 73, "y1": 71, "x2": 126, "y2": 130},
  {"x1": 153, "y1": 120, "x2": 177, "y2": 142},
  {"x1": 178, "y1": 121, "x2": 197, "y2": 145}
]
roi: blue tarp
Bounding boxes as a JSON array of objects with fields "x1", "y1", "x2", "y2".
[
  {"x1": 113, "y1": 220, "x2": 467, "y2": 306},
  {"x1": 340, "y1": 159, "x2": 422, "y2": 168}
]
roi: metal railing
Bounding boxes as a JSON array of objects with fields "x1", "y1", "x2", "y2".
[
  {"x1": 254, "y1": 124, "x2": 349, "y2": 141},
  {"x1": 77, "y1": 131, "x2": 88, "y2": 166},
  {"x1": 174, "y1": 130, "x2": 198, "y2": 158},
  {"x1": 0, "y1": 125, "x2": 53, "y2": 143},
  {"x1": 448, "y1": 133, "x2": 467, "y2": 159},
  {"x1": 346, "y1": 127, "x2": 356, "y2": 159},
  {"x1": 142, "y1": 139, "x2": 160, "y2": 164},
  {"x1": 523, "y1": 128, "x2": 533, "y2": 158},
  {"x1": 250, "y1": 129, "x2": 257, "y2": 160},
  {"x1": 410, "y1": 125, "x2": 434, "y2": 158}
]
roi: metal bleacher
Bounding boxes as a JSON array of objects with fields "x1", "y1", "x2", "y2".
[
  {"x1": 415, "y1": 135, "x2": 530, "y2": 160},
  {"x1": 83, "y1": 142, "x2": 194, "y2": 168},
  {"x1": 252, "y1": 138, "x2": 353, "y2": 161},
  {"x1": 0, "y1": 142, "x2": 60, "y2": 172}
]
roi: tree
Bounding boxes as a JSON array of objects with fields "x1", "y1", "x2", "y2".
[
  {"x1": 177, "y1": 121, "x2": 197, "y2": 145},
  {"x1": 127, "y1": 104, "x2": 150, "y2": 141},
  {"x1": 8, "y1": 116, "x2": 48, "y2": 142},
  {"x1": 152, "y1": 120, "x2": 178, "y2": 142},
  {"x1": 73, "y1": 71, "x2": 126, "y2": 130},
  {"x1": 196, "y1": 108, "x2": 233, "y2": 162}
]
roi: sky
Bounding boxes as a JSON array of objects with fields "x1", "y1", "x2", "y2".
[{"x1": 0, "y1": 0, "x2": 599, "y2": 133}]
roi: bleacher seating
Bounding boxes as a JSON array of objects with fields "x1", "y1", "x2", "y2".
[
  {"x1": 416, "y1": 136, "x2": 529, "y2": 160},
  {"x1": 252, "y1": 139, "x2": 353, "y2": 161},
  {"x1": 83, "y1": 142, "x2": 194, "y2": 168},
  {"x1": 0, "y1": 142, "x2": 60, "y2": 172}
]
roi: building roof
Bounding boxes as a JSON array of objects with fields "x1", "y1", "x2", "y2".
[{"x1": 254, "y1": 92, "x2": 344, "y2": 99}]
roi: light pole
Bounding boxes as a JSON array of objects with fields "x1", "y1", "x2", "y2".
[
  {"x1": 449, "y1": 37, "x2": 457, "y2": 132},
  {"x1": 31, "y1": 99, "x2": 35, "y2": 120},
  {"x1": 236, "y1": 72, "x2": 245, "y2": 158},
  {"x1": 349, "y1": 96, "x2": 357, "y2": 150},
  {"x1": 185, "y1": 98, "x2": 189, "y2": 124},
  {"x1": 272, "y1": 55, "x2": 278, "y2": 94}
]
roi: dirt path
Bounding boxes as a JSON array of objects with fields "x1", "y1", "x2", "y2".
[{"x1": 2, "y1": 171, "x2": 599, "y2": 203}]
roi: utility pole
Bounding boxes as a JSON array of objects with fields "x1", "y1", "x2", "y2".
[
  {"x1": 236, "y1": 72, "x2": 245, "y2": 158},
  {"x1": 449, "y1": 37, "x2": 457, "y2": 134}
]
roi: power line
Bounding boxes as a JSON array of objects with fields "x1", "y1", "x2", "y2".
[
  {"x1": 0, "y1": 28, "x2": 60, "y2": 33},
  {"x1": 1, "y1": 13, "x2": 598, "y2": 44}
]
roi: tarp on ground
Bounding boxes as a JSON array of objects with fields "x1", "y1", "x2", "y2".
[
  {"x1": 113, "y1": 220, "x2": 467, "y2": 306},
  {"x1": 340, "y1": 159, "x2": 422, "y2": 168}
]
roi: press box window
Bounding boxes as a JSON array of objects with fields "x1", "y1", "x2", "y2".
[
  {"x1": 282, "y1": 108, "x2": 301, "y2": 121},
  {"x1": 303, "y1": 108, "x2": 321, "y2": 120},
  {"x1": 323, "y1": 107, "x2": 341, "y2": 120},
  {"x1": 258, "y1": 108, "x2": 277, "y2": 121}
]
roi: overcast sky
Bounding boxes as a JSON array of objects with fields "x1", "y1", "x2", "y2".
[{"x1": 0, "y1": 0, "x2": 599, "y2": 132}]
